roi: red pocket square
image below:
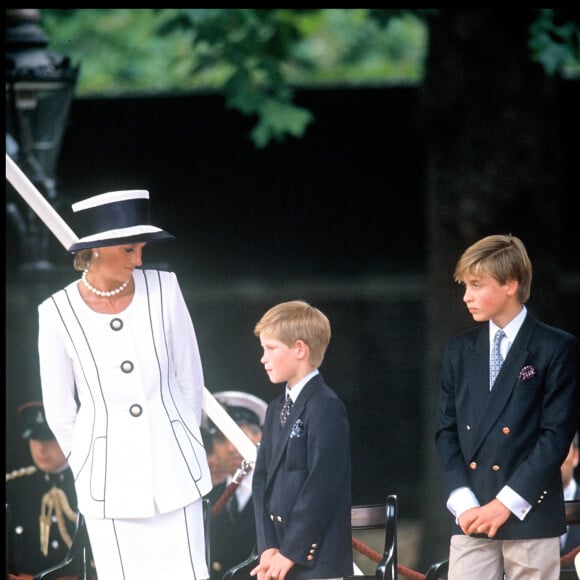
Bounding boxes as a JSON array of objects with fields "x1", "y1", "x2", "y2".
[{"x1": 518, "y1": 365, "x2": 536, "y2": 380}]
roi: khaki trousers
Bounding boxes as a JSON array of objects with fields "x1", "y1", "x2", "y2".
[{"x1": 449, "y1": 534, "x2": 560, "y2": 580}]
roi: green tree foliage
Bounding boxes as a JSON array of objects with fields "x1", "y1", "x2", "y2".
[
  {"x1": 41, "y1": 9, "x2": 427, "y2": 147},
  {"x1": 41, "y1": 9, "x2": 578, "y2": 148},
  {"x1": 527, "y1": 8, "x2": 580, "y2": 76}
]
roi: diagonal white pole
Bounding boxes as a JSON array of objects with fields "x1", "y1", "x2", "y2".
[
  {"x1": 6, "y1": 153, "x2": 79, "y2": 250},
  {"x1": 202, "y1": 387, "x2": 257, "y2": 463},
  {"x1": 6, "y1": 152, "x2": 257, "y2": 463}
]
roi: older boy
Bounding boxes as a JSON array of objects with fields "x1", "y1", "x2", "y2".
[
  {"x1": 436, "y1": 234, "x2": 578, "y2": 579},
  {"x1": 251, "y1": 300, "x2": 353, "y2": 580}
]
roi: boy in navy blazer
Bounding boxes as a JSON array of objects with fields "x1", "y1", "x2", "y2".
[
  {"x1": 436, "y1": 234, "x2": 579, "y2": 579},
  {"x1": 251, "y1": 300, "x2": 353, "y2": 580}
]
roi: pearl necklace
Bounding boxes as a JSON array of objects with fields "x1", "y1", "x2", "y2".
[{"x1": 81, "y1": 269, "x2": 131, "y2": 298}]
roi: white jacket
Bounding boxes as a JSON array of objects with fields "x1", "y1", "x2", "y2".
[{"x1": 38, "y1": 269, "x2": 212, "y2": 519}]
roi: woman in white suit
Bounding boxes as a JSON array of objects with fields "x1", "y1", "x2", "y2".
[{"x1": 38, "y1": 189, "x2": 213, "y2": 579}]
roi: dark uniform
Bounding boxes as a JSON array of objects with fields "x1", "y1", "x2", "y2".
[
  {"x1": 202, "y1": 391, "x2": 266, "y2": 580},
  {"x1": 206, "y1": 480, "x2": 259, "y2": 579},
  {"x1": 6, "y1": 402, "x2": 81, "y2": 578},
  {"x1": 6, "y1": 466, "x2": 78, "y2": 575}
]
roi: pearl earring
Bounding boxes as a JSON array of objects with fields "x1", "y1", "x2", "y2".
[{"x1": 94, "y1": 252, "x2": 100, "y2": 259}]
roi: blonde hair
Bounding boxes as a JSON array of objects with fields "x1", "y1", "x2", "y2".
[
  {"x1": 453, "y1": 234, "x2": 532, "y2": 303},
  {"x1": 254, "y1": 300, "x2": 331, "y2": 368},
  {"x1": 73, "y1": 249, "x2": 92, "y2": 272}
]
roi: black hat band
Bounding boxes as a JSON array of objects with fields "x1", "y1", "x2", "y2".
[{"x1": 74, "y1": 197, "x2": 149, "y2": 238}]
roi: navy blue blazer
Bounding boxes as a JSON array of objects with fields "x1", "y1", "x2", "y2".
[
  {"x1": 436, "y1": 312, "x2": 578, "y2": 540},
  {"x1": 252, "y1": 374, "x2": 353, "y2": 580}
]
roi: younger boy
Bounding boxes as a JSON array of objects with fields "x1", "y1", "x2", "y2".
[
  {"x1": 251, "y1": 300, "x2": 353, "y2": 580},
  {"x1": 435, "y1": 234, "x2": 578, "y2": 579}
]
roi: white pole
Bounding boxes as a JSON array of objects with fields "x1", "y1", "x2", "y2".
[
  {"x1": 203, "y1": 387, "x2": 257, "y2": 463},
  {"x1": 5, "y1": 153, "x2": 257, "y2": 463},
  {"x1": 6, "y1": 153, "x2": 79, "y2": 250}
]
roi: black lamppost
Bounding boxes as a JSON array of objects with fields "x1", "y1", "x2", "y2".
[{"x1": 5, "y1": 8, "x2": 79, "y2": 273}]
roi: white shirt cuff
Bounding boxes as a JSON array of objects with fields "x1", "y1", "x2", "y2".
[
  {"x1": 447, "y1": 487, "x2": 480, "y2": 523},
  {"x1": 496, "y1": 486, "x2": 532, "y2": 521}
]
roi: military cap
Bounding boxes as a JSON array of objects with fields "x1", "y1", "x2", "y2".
[
  {"x1": 204, "y1": 390, "x2": 267, "y2": 435},
  {"x1": 18, "y1": 401, "x2": 55, "y2": 441}
]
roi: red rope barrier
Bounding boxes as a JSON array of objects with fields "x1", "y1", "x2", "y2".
[
  {"x1": 352, "y1": 537, "x2": 426, "y2": 579},
  {"x1": 352, "y1": 536, "x2": 580, "y2": 579},
  {"x1": 560, "y1": 544, "x2": 580, "y2": 569}
]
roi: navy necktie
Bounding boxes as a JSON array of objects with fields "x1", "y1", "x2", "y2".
[
  {"x1": 228, "y1": 492, "x2": 239, "y2": 523},
  {"x1": 280, "y1": 394, "x2": 293, "y2": 426}
]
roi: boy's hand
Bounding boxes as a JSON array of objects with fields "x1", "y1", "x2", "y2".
[
  {"x1": 251, "y1": 548, "x2": 278, "y2": 580},
  {"x1": 250, "y1": 548, "x2": 294, "y2": 580},
  {"x1": 461, "y1": 498, "x2": 511, "y2": 538}
]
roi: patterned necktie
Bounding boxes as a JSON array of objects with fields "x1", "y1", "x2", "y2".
[
  {"x1": 280, "y1": 394, "x2": 293, "y2": 426},
  {"x1": 490, "y1": 328, "x2": 506, "y2": 389}
]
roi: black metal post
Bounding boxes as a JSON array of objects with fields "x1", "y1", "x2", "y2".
[{"x1": 5, "y1": 8, "x2": 79, "y2": 273}]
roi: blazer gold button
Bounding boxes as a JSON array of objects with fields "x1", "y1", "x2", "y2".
[
  {"x1": 492, "y1": 464, "x2": 500, "y2": 471},
  {"x1": 311, "y1": 543, "x2": 317, "y2": 548},
  {"x1": 212, "y1": 562, "x2": 222, "y2": 571},
  {"x1": 466, "y1": 425, "x2": 471, "y2": 431},
  {"x1": 469, "y1": 462, "x2": 477, "y2": 470},
  {"x1": 121, "y1": 360, "x2": 134, "y2": 373},
  {"x1": 110, "y1": 318, "x2": 123, "y2": 331},
  {"x1": 502, "y1": 427, "x2": 510, "y2": 435},
  {"x1": 129, "y1": 404, "x2": 142, "y2": 417},
  {"x1": 270, "y1": 514, "x2": 275, "y2": 521},
  {"x1": 307, "y1": 555, "x2": 314, "y2": 561},
  {"x1": 309, "y1": 549, "x2": 315, "y2": 554},
  {"x1": 277, "y1": 516, "x2": 283, "y2": 522}
]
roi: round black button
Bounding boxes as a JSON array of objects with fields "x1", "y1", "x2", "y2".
[
  {"x1": 129, "y1": 404, "x2": 142, "y2": 417},
  {"x1": 110, "y1": 318, "x2": 123, "y2": 331}
]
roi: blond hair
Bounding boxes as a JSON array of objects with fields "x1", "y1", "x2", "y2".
[
  {"x1": 453, "y1": 234, "x2": 532, "y2": 303},
  {"x1": 254, "y1": 300, "x2": 331, "y2": 368},
  {"x1": 73, "y1": 249, "x2": 92, "y2": 272}
]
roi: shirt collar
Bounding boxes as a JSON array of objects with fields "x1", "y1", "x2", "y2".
[
  {"x1": 286, "y1": 369, "x2": 319, "y2": 403},
  {"x1": 490, "y1": 305, "x2": 527, "y2": 348}
]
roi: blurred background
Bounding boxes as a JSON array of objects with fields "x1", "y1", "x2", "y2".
[{"x1": 5, "y1": 8, "x2": 580, "y2": 572}]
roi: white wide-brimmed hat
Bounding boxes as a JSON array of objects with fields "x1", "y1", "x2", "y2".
[{"x1": 67, "y1": 189, "x2": 174, "y2": 252}]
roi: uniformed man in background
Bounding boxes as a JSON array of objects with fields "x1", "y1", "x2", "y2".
[
  {"x1": 204, "y1": 391, "x2": 267, "y2": 580},
  {"x1": 561, "y1": 432, "x2": 580, "y2": 570},
  {"x1": 6, "y1": 401, "x2": 83, "y2": 579}
]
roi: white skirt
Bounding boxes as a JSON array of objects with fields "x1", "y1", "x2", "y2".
[{"x1": 85, "y1": 499, "x2": 209, "y2": 579}]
